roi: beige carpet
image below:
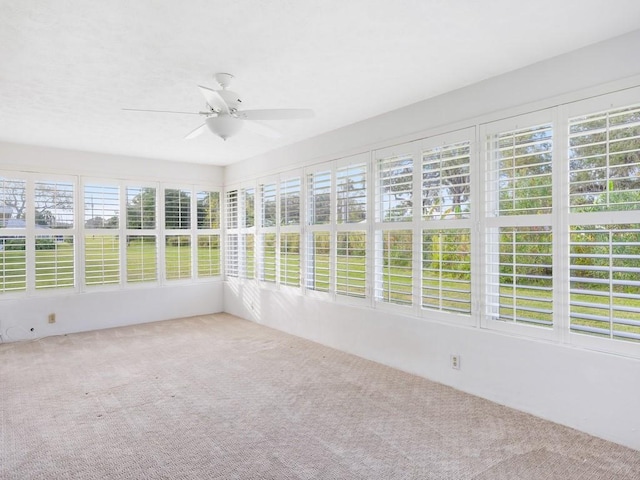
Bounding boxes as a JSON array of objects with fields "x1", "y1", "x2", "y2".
[{"x1": 1, "y1": 313, "x2": 638, "y2": 479}]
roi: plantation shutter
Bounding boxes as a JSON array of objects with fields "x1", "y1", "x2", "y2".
[
  {"x1": 484, "y1": 118, "x2": 553, "y2": 328},
  {"x1": 259, "y1": 232, "x2": 277, "y2": 282},
  {"x1": 126, "y1": 235, "x2": 157, "y2": 283},
  {"x1": 336, "y1": 231, "x2": 367, "y2": 298},
  {"x1": 308, "y1": 170, "x2": 331, "y2": 225},
  {"x1": 422, "y1": 141, "x2": 471, "y2": 220},
  {"x1": 225, "y1": 190, "x2": 239, "y2": 277},
  {"x1": 419, "y1": 133, "x2": 473, "y2": 317},
  {"x1": 126, "y1": 186, "x2": 158, "y2": 283},
  {"x1": 280, "y1": 177, "x2": 301, "y2": 226},
  {"x1": 335, "y1": 154, "x2": 369, "y2": 300},
  {"x1": 0, "y1": 236, "x2": 26, "y2": 292},
  {"x1": 261, "y1": 183, "x2": 277, "y2": 228},
  {"x1": 374, "y1": 147, "x2": 414, "y2": 307},
  {"x1": 0, "y1": 177, "x2": 27, "y2": 292},
  {"x1": 280, "y1": 232, "x2": 300, "y2": 287},
  {"x1": 375, "y1": 230, "x2": 413, "y2": 305},
  {"x1": 164, "y1": 188, "x2": 192, "y2": 280},
  {"x1": 421, "y1": 229, "x2": 471, "y2": 313},
  {"x1": 336, "y1": 162, "x2": 367, "y2": 224},
  {"x1": 377, "y1": 154, "x2": 413, "y2": 222},
  {"x1": 568, "y1": 103, "x2": 640, "y2": 342},
  {"x1": 240, "y1": 187, "x2": 255, "y2": 279},
  {"x1": 84, "y1": 184, "x2": 120, "y2": 286}
]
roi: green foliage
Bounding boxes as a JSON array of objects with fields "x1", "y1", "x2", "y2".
[
  {"x1": 164, "y1": 189, "x2": 191, "y2": 229},
  {"x1": 197, "y1": 191, "x2": 220, "y2": 229},
  {"x1": 127, "y1": 187, "x2": 157, "y2": 229}
]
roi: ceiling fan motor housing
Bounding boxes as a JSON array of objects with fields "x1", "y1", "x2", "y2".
[{"x1": 218, "y1": 90, "x2": 241, "y2": 110}]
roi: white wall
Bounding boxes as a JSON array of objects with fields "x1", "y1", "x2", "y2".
[
  {"x1": 224, "y1": 30, "x2": 640, "y2": 451},
  {"x1": 0, "y1": 143, "x2": 225, "y2": 341},
  {"x1": 226, "y1": 29, "x2": 640, "y2": 184}
]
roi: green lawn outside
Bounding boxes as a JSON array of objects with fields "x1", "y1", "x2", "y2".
[{"x1": 0, "y1": 236, "x2": 222, "y2": 289}]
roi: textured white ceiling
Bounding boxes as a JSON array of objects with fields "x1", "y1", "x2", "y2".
[{"x1": 2, "y1": 1, "x2": 640, "y2": 166}]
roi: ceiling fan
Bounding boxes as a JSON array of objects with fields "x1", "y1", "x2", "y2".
[{"x1": 124, "y1": 73, "x2": 314, "y2": 141}]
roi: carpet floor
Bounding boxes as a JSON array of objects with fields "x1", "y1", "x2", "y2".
[{"x1": 1, "y1": 313, "x2": 638, "y2": 479}]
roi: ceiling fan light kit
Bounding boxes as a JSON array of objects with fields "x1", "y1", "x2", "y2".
[
  {"x1": 205, "y1": 114, "x2": 243, "y2": 141},
  {"x1": 124, "y1": 73, "x2": 314, "y2": 141}
]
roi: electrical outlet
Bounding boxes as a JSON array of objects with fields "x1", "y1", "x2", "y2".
[
  {"x1": 450, "y1": 354, "x2": 461, "y2": 370},
  {"x1": 48, "y1": 313, "x2": 56, "y2": 324}
]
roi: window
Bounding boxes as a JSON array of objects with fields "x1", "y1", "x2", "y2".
[
  {"x1": 243, "y1": 233, "x2": 255, "y2": 279},
  {"x1": 569, "y1": 105, "x2": 640, "y2": 212},
  {"x1": 306, "y1": 231, "x2": 330, "y2": 292},
  {"x1": 241, "y1": 188, "x2": 255, "y2": 279},
  {"x1": 422, "y1": 141, "x2": 471, "y2": 220},
  {"x1": 337, "y1": 162, "x2": 367, "y2": 224},
  {"x1": 568, "y1": 102, "x2": 640, "y2": 343},
  {"x1": 164, "y1": 188, "x2": 192, "y2": 281},
  {"x1": 0, "y1": 176, "x2": 221, "y2": 295},
  {"x1": 225, "y1": 190, "x2": 239, "y2": 278},
  {"x1": 35, "y1": 180, "x2": 74, "y2": 228},
  {"x1": 197, "y1": 191, "x2": 220, "y2": 229},
  {"x1": 196, "y1": 190, "x2": 220, "y2": 279},
  {"x1": 308, "y1": 170, "x2": 331, "y2": 225},
  {"x1": 0, "y1": 236, "x2": 26, "y2": 292},
  {"x1": 488, "y1": 123, "x2": 553, "y2": 216},
  {"x1": 487, "y1": 226, "x2": 553, "y2": 327},
  {"x1": 375, "y1": 148, "x2": 414, "y2": 307},
  {"x1": 279, "y1": 175, "x2": 301, "y2": 288},
  {"x1": 126, "y1": 186, "x2": 157, "y2": 283},
  {"x1": 336, "y1": 231, "x2": 366, "y2": 298},
  {"x1": 375, "y1": 230, "x2": 413, "y2": 306},
  {"x1": 420, "y1": 133, "x2": 473, "y2": 316},
  {"x1": 422, "y1": 229, "x2": 471, "y2": 314},
  {"x1": 484, "y1": 115, "x2": 554, "y2": 330},
  {"x1": 280, "y1": 232, "x2": 300, "y2": 287},
  {"x1": 334, "y1": 155, "x2": 369, "y2": 300},
  {"x1": 570, "y1": 225, "x2": 640, "y2": 341},
  {"x1": 126, "y1": 187, "x2": 156, "y2": 229},
  {"x1": 306, "y1": 169, "x2": 332, "y2": 293},
  {"x1": 0, "y1": 177, "x2": 27, "y2": 293},
  {"x1": 258, "y1": 181, "x2": 278, "y2": 283},
  {"x1": 85, "y1": 184, "x2": 119, "y2": 228},
  {"x1": 36, "y1": 235, "x2": 74, "y2": 290},
  {"x1": 280, "y1": 177, "x2": 300, "y2": 226},
  {"x1": 84, "y1": 184, "x2": 119, "y2": 286},
  {"x1": 0, "y1": 177, "x2": 26, "y2": 228},
  {"x1": 85, "y1": 234, "x2": 120, "y2": 285},
  {"x1": 377, "y1": 153, "x2": 413, "y2": 222},
  {"x1": 259, "y1": 233, "x2": 276, "y2": 282},
  {"x1": 261, "y1": 183, "x2": 277, "y2": 228},
  {"x1": 165, "y1": 188, "x2": 191, "y2": 230},
  {"x1": 127, "y1": 235, "x2": 157, "y2": 283},
  {"x1": 165, "y1": 234, "x2": 191, "y2": 280}
]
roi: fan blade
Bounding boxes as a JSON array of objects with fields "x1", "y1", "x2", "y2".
[
  {"x1": 198, "y1": 85, "x2": 229, "y2": 114},
  {"x1": 238, "y1": 109, "x2": 314, "y2": 121},
  {"x1": 244, "y1": 120, "x2": 282, "y2": 139},
  {"x1": 184, "y1": 123, "x2": 208, "y2": 140},
  {"x1": 122, "y1": 108, "x2": 201, "y2": 115}
]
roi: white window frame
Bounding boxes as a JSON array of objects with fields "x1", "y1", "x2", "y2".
[
  {"x1": 124, "y1": 182, "x2": 160, "y2": 287},
  {"x1": 305, "y1": 162, "x2": 334, "y2": 298},
  {"x1": 417, "y1": 127, "x2": 476, "y2": 326},
  {"x1": 479, "y1": 110, "x2": 556, "y2": 341},
  {"x1": 334, "y1": 153, "x2": 371, "y2": 306},
  {"x1": 561, "y1": 86, "x2": 640, "y2": 357},
  {"x1": 373, "y1": 142, "x2": 417, "y2": 314}
]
